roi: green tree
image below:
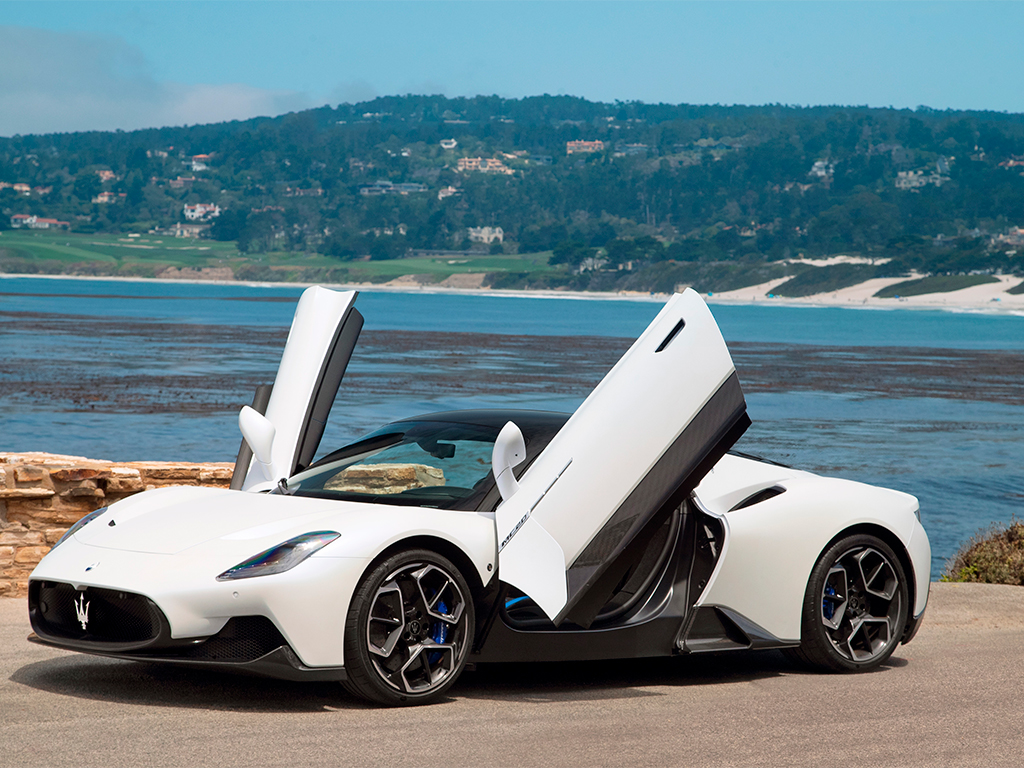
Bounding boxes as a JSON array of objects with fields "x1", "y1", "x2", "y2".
[
  {"x1": 125, "y1": 174, "x2": 146, "y2": 208},
  {"x1": 72, "y1": 173, "x2": 101, "y2": 201}
]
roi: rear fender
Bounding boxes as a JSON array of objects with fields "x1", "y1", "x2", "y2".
[{"x1": 697, "y1": 476, "x2": 922, "y2": 642}]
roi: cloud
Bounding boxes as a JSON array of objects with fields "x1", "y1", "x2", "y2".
[{"x1": 0, "y1": 25, "x2": 313, "y2": 136}]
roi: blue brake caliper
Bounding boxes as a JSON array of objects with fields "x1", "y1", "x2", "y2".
[
  {"x1": 428, "y1": 600, "x2": 448, "y2": 665},
  {"x1": 823, "y1": 584, "x2": 837, "y2": 621}
]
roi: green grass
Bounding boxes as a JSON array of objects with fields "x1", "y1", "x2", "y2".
[
  {"x1": 0, "y1": 230, "x2": 558, "y2": 284},
  {"x1": 770, "y1": 263, "x2": 880, "y2": 298},
  {"x1": 343, "y1": 251, "x2": 555, "y2": 280},
  {"x1": 874, "y1": 274, "x2": 999, "y2": 298},
  {"x1": 1006, "y1": 279, "x2": 1024, "y2": 295},
  {"x1": 0, "y1": 230, "x2": 241, "y2": 268}
]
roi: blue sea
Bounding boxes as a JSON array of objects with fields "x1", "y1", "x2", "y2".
[{"x1": 2, "y1": 275, "x2": 1023, "y2": 578}]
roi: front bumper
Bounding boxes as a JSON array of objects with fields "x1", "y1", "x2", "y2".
[{"x1": 28, "y1": 580, "x2": 346, "y2": 682}]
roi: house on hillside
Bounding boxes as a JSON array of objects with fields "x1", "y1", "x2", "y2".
[
  {"x1": 809, "y1": 160, "x2": 834, "y2": 178},
  {"x1": 149, "y1": 222, "x2": 209, "y2": 238},
  {"x1": 895, "y1": 168, "x2": 948, "y2": 190},
  {"x1": 566, "y1": 140, "x2": 605, "y2": 154},
  {"x1": 457, "y1": 157, "x2": 513, "y2": 174},
  {"x1": 467, "y1": 226, "x2": 503, "y2": 244},
  {"x1": 576, "y1": 255, "x2": 609, "y2": 273},
  {"x1": 183, "y1": 203, "x2": 221, "y2": 221},
  {"x1": 440, "y1": 139, "x2": 458, "y2": 150},
  {"x1": 359, "y1": 180, "x2": 428, "y2": 196},
  {"x1": 173, "y1": 222, "x2": 208, "y2": 237},
  {"x1": 9, "y1": 214, "x2": 70, "y2": 230},
  {"x1": 614, "y1": 143, "x2": 649, "y2": 157},
  {"x1": 284, "y1": 187, "x2": 324, "y2": 197}
]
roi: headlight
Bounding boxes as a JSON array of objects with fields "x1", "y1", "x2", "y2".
[
  {"x1": 216, "y1": 531, "x2": 340, "y2": 581},
  {"x1": 50, "y1": 507, "x2": 108, "y2": 552}
]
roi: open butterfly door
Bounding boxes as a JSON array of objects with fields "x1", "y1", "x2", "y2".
[
  {"x1": 240, "y1": 286, "x2": 363, "y2": 490},
  {"x1": 494, "y1": 289, "x2": 749, "y2": 627}
]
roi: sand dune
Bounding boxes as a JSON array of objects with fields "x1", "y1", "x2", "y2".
[{"x1": 706, "y1": 274, "x2": 1024, "y2": 314}]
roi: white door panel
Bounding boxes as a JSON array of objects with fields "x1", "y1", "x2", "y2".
[
  {"x1": 242, "y1": 286, "x2": 361, "y2": 489},
  {"x1": 496, "y1": 289, "x2": 748, "y2": 625}
]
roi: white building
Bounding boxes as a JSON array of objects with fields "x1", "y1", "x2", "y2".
[
  {"x1": 809, "y1": 160, "x2": 834, "y2": 178},
  {"x1": 9, "y1": 214, "x2": 70, "y2": 230},
  {"x1": 895, "y1": 170, "x2": 948, "y2": 190},
  {"x1": 467, "y1": 226, "x2": 504, "y2": 244},
  {"x1": 183, "y1": 203, "x2": 221, "y2": 221}
]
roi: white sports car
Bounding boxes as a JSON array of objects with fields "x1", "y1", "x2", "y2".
[{"x1": 28, "y1": 287, "x2": 930, "y2": 705}]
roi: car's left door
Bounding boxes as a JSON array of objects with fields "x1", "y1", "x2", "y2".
[{"x1": 240, "y1": 286, "x2": 363, "y2": 489}]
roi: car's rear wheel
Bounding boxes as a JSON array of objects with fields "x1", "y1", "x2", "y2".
[
  {"x1": 343, "y1": 548, "x2": 474, "y2": 705},
  {"x1": 788, "y1": 533, "x2": 909, "y2": 672}
]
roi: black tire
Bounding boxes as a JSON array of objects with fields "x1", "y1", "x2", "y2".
[
  {"x1": 342, "y1": 548, "x2": 475, "y2": 706},
  {"x1": 787, "y1": 534, "x2": 909, "y2": 672}
]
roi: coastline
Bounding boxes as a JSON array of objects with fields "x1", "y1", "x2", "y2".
[{"x1": 3, "y1": 270, "x2": 1024, "y2": 315}]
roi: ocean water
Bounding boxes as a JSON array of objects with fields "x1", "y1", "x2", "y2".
[{"x1": 2, "y1": 275, "x2": 1023, "y2": 578}]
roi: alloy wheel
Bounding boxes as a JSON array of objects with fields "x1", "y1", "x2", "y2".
[
  {"x1": 365, "y1": 561, "x2": 469, "y2": 695},
  {"x1": 819, "y1": 545, "x2": 902, "y2": 663}
]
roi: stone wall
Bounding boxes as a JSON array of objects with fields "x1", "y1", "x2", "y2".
[{"x1": 0, "y1": 452, "x2": 233, "y2": 598}]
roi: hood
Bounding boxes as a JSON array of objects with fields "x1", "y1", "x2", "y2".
[{"x1": 75, "y1": 486, "x2": 346, "y2": 555}]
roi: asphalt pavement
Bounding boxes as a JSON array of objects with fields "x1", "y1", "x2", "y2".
[{"x1": 2, "y1": 582, "x2": 1023, "y2": 768}]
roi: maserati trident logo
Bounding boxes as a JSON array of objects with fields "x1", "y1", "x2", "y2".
[{"x1": 74, "y1": 592, "x2": 90, "y2": 631}]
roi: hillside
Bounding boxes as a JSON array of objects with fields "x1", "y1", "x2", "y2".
[{"x1": 3, "y1": 95, "x2": 1024, "y2": 293}]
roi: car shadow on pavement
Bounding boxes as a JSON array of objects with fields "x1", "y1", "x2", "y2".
[
  {"x1": 457, "y1": 650, "x2": 787, "y2": 703},
  {"x1": 459, "y1": 650, "x2": 908, "y2": 704},
  {"x1": 11, "y1": 649, "x2": 909, "y2": 712},
  {"x1": 10, "y1": 655, "x2": 359, "y2": 713}
]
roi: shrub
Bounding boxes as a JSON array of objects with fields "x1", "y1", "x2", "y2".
[{"x1": 943, "y1": 518, "x2": 1024, "y2": 585}]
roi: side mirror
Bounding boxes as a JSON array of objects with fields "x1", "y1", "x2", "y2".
[
  {"x1": 239, "y1": 406, "x2": 276, "y2": 468},
  {"x1": 492, "y1": 421, "x2": 527, "y2": 502}
]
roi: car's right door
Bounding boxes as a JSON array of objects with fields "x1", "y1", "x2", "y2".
[{"x1": 495, "y1": 289, "x2": 749, "y2": 627}]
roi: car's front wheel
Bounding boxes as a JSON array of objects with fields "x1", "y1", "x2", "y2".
[
  {"x1": 789, "y1": 533, "x2": 909, "y2": 672},
  {"x1": 343, "y1": 548, "x2": 475, "y2": 705}
]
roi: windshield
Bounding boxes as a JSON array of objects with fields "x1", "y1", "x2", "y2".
[{"x1": 283, "y1": 420, "x2": 501, "y2": 510}]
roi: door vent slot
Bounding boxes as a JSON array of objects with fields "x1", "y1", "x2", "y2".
[
  {"x1": 730, "y1": 486, "x2": 786, "y2": 511},
  {"x1": 655, "y1": 319, "x2": 686, "y2": 353}
]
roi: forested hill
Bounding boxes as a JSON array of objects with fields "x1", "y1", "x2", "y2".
[{"x1": 3, "y1": 94, "x2": 1024, "y2": 289}]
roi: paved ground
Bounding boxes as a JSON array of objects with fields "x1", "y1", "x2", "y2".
[{"x1": 2, "y1": 583, "x2": 1023, "y2": 768}]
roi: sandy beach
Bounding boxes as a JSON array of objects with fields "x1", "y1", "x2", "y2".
[
  {"x1": 3, "y1": 271, "x2": 1024, "y2": 315},
  {"x1": 707, "y1": 273, "x2": 1024, "y2": 314}
]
